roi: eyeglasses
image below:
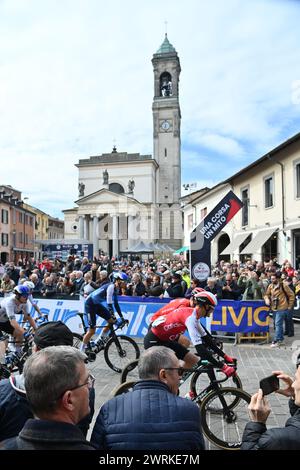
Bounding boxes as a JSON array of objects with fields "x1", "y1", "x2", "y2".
[
  {"x1": 69, "y1": 373, "x2": 95, "y2": 392},
  {"x1": 54, "y1": 373, "x2": 95, "y2": 402},
  {"x1": 163, "y1": 367, "x2": 193, "y2": 377}
]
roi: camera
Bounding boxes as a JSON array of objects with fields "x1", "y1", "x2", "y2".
[{"x1": 259, "y1": 375, "x2": 279, "y2": 396}]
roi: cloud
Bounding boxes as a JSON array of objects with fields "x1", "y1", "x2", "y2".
[{"x1": 0, "y1": 0, "x2": 300, "y2": 218}]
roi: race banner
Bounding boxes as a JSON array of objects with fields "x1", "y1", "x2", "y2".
[
  {"x1": 210, "y1": 300, "x2": 270, "y2": 333},
  {"x1": 190, "y1": 190, "x2": 243, "y2": 282},
  {"x1": 27, "y1": 296, "x2": 269, "y2": 336}
]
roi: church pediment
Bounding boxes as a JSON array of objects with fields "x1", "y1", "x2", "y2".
[{"x1": 76, "y1": 188, "x2": 142, "y2": 204}]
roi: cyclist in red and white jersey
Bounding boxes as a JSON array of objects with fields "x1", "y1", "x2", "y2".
[
  {"x1": 150, "y1": 287, "x2": 204, "y2": 323},
  {"x1": 144, "y1": 290, "x2": 236, "y2": 377}
]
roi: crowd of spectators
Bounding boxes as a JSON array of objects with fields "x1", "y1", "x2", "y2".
[{"x1": 0, "y1": 255, "x2": 300, "y2": 304}]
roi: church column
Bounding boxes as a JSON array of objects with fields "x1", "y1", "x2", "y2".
[
  {"x1": 83, "y1": 215, "x2": 89, "y2": 240},
  {"x1": 78, "y1": 216, "x2": 84, "y2": 239},
  {"x1": 112, "y1": 215, "x2": 119, "y2": 257},
  {"x1": 92, "y1": 216, "x2": 98, "y2": 258},
  {"x1": 127, "y1": 215, "x2": 135, "y2": 249}
]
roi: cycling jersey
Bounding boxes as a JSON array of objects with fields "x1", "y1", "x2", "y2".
[
  {"x1": 0, "y1": 295, "x2": 29, "y2": 322},
  {"x1": 150, "y1": 298, "x2": 190, "y2": 323},
  {"x1": 27, "y1": 294, "x2": 38, "y2": 307},
  {"x1": 87, "y1": 281, "x2": 115, "y2": 305},
  {"x1": 151, "y1": 307, "x2": 207, "y2": 346}
]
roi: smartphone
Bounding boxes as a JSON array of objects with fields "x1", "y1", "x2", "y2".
[{"x1": 259, "y1": 375, "x2": 279, "y2": 396}]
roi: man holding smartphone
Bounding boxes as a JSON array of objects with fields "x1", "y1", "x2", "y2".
[{"x1": 241, "y1": 355, "x2": 300, "y2": 450}]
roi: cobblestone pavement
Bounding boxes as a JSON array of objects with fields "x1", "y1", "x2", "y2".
[{"x1": 87, "y1": 322, "x2": 300, "y2": 448}]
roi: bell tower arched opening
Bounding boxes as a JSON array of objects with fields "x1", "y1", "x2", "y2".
[{"x1": 160, "y1": 72, "x2": 172, "y2": 97}]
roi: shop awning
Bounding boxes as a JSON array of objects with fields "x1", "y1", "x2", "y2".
[
  {"x1": 239, "y1": 227, "x2": 278, "y2": 255},
  {"x1": 174, "y1": 246, "x2": 189, "y2": 254},
  {"x1": 220, "y1": 232, "x2": 252, "y2": 255}
]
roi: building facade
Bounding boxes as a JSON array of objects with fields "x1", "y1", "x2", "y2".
[
  {"x1": 63, "y1": 35, "x2": 183, "y2": 258},
  {"x1": 0, "y1": 185, "x2": 35, "y2": 263},
  {"x1": 182, "y1": 133, "x2": 300, "y2": 268},
  {"x1": 23, "y1": 203, "x2": 64, "y2": 260}
]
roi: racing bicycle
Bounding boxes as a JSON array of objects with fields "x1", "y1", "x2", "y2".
[{"x1": 72, "y1": 313, "x2": 140, "y2": 373}]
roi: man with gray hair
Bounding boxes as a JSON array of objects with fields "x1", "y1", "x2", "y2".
[
  {"x1": 0, "y1": 321, "x2": 95, "y2": 441},
  {"x1": 0, "y1": 346, "x2": 95, "y2": 450},
  {"x1": 90, "y1": 346, "x2": 205, "y2": 450}
]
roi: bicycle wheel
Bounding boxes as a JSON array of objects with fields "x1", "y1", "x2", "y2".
[
  {"x1": 112, "y1": 380, "x2": 137, "y2": 397},
  {"x1": 72, "y1": 333, "x2": 84, "y2": 350},
  {"x1": 200, "y1": 387, "x2": 251, "y2": 450},
  {"x1": 190, "y1": 369, "x2": 243, "y2": 407},
  {"x1": 104, "y1": 335, "x2": 140, "y2": 373},
  {"x1": 120, "y1": 359, "x2": 139, "y2": 383}
]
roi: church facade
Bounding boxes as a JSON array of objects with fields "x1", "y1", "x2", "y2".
[{"x1": 63, "y1": 35, "x2": 183, "y2": 258}]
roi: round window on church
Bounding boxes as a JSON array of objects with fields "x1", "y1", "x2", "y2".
[{"x1": 109, "y1": 183, "x2": 125, "y2": 194}]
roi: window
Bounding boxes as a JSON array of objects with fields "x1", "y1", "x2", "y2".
[
  {"x1": 241, "y1": 188, "x2": 249, "y2": 226},
  {"x1": 25, "y1": 215, "x2": 28, "y2": 225},
  {"x1": 200, "y1": 207, "x2": 207, "y2": 220},
  {"x1": 296, "y1": 162, "x2": 300, "y2": 198},
  {"x1": 1, "y1": 233, "x2": 8, "y2": 246},
  {"x1": 188, "y1": 214, "x2": 193, "y2": 230},
  {"x1": 25, "y1": 234, "x2": 28, "y2": 244},
  {"x1": 19, "y1": 232, "x2": 23, "y2": 243},
  {"x1": 29, "y1": 216, "x2": 33, "y2": 227},
  {"x1": 1, "y1": 209, "x2": 8, "y2": 224},
  {"x1": 12, "y1": 208, "x2": 16, "y2": 225},
  {"x1": 264, "y1": 176, "x2": 274, "y2": 208}
]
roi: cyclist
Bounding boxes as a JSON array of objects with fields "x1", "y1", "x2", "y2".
[
  {"x1": 144, "y1": 290, "x2": 236, "y2": 377},
  {"x1": 149, "y1": 288, "x2": 204, "y2": 348},
  {"x1": 0, "y1": 285, "x2": 37, "y2": 354},
  {"x1": 150, "y1": 287, "x2": 204, "y2": 322},
  {"x1": 21, "y1": 281, "x2": 43, "y2": 319},
  {"x1": 81, "y1": 270, "x2": 126, "y2": 352}
]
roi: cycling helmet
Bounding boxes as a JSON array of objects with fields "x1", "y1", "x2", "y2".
[
  {"x1": 191, "y1": 287, "x2": 205, "y2": 296},
  {"x1": 23, "y1": 281, "x2": 35, "y2": 290},
  {"x1": 14, "y1": 285, "x2": 30, "y2": 298},
  {"x1": 193, "y1": 290, "x2": 218, "y2": 307},
  {"x1": 112, "y1": 271, "x2": 128, "y2": 281}
]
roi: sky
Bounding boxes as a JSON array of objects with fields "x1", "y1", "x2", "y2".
[{"x1": 1, "y1": 0, "x2": 300, "y2": 218}]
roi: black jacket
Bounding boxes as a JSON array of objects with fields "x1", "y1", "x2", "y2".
[
  {"x1": 0, "y1": 419, "x2": 95, "y2": 450},
  {"x1": 241, "y1": 406, "x2": 300, "y2": 450},
  {"x1": 166, "y1": 282, "x2": 183, "y2": 299},
  {"x1": 0, "y1": 376, "x2": 94, "y2": 441}
]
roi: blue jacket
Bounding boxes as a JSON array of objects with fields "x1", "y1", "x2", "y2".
[
  {"x1": 90, "y1": 380, "x2": 205, "y2": 450},
  {"x1": 0, "y1": 375, "x2": 95, "y2": 441}
]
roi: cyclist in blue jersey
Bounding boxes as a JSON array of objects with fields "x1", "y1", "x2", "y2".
[{"x1": 81, "y1": 271, "x2": 126, "y2": 351}]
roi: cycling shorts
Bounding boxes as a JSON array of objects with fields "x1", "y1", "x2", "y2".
[
  {"x1": 0, "y1": 320, "x2": 15, "y2": 335},
  {"x1": 84, "y1": 298, "x2": 112, "y2": 328},
  {"x1": 143, "y1": 329, "x2": 189, "y2": 361}
]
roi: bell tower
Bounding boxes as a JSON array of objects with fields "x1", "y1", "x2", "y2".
[{"x1": 152, "y1": 35, "x2": 182, "y2": 248}]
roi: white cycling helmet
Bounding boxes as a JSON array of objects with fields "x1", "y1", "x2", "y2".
[
  {"x1": 193, "y1": 290, "x2": 218, "y2": 307},
  {"x1": 23, "y1": 281, "x2": 35, "y2": 290}
]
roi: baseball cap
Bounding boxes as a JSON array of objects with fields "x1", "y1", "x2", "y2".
[{"x1": 34, "y1": 321, "x2": 73, "y2": 349}]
